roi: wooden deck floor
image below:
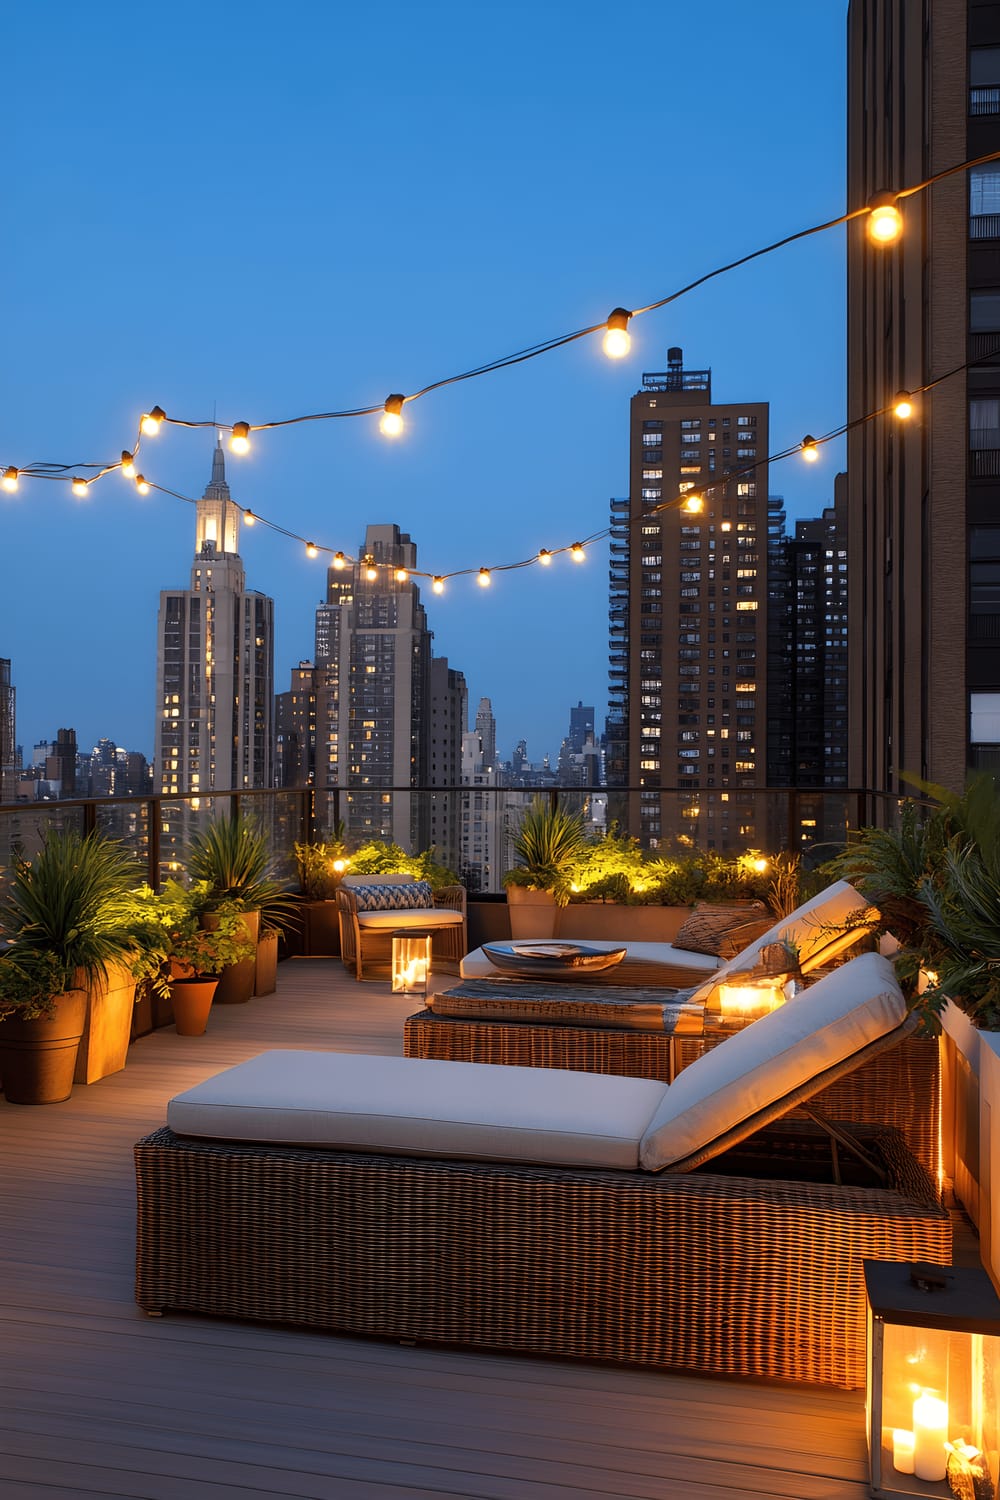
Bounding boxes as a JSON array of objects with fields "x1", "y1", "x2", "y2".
[{"x1": 0, "y1": 958, "x2": 971, "y2": 1500}]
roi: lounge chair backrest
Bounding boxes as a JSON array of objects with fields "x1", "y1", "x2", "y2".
[
  {"x1": 639, "y1": 950, "x2": 908, "y2": 1172},
  {"x1": 340, "y1": 873, "x2": 415, "y2": 887}
]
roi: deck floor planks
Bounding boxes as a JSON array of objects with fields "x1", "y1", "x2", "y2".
[{"x1": 0, "y1": 955, "x2": 965, "y2": 1499}]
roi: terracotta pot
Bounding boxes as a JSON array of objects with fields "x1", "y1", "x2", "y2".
[
  {"x1": 170, "y1": 978, "x2": 219, "y2": 1036},
  {"x1": 254, "y1": 930, "x2": 279, "y2": 996},
  {"x1": 0, "y1": 989, "x2": 88, "y2": 1105},
  {"x1": 303, "y1": 900, "x2": 341, "y2": 956},
  {"x1": 200, "y1": 910, "x2": 260, "y2": 1004},
  {"x1": 505, "y1": 887, "x2": 558, "y2": 940},
  {"x1": 74, "y1": 958, "x2": 137, "y2": 1085}
]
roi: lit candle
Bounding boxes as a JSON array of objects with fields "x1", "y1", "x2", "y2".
[
  {"x1": 891, "y1": 1429, "x2": 915, "y2": 1474},
  {"x1": 912, "y1": 1393, "x2": 948, "y2": 1482}
]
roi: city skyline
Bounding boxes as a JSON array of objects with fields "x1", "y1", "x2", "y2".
[{"x1": 2, "y1": 2, "x2": 848, "y2": 763}]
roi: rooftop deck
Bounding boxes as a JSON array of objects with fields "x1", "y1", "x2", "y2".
[{"x1": 0, "y1": 957, "x2": 973, "y2": 1500}]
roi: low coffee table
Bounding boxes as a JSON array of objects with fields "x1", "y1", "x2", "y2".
[{"x1": 402, "y1": 976, "x2": 708, "y2": 1083}]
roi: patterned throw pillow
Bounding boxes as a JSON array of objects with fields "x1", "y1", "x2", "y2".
[
  {"x1": 672, "y1": 901, "x2": 772, "y2": 957},
  {"x1": 350, "y1": 881, "x2": 434, "y2": 911}
]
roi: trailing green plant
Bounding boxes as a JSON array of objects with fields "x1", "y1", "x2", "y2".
[
  {"x1": 503, "y1": 799, "x2": 587, "y2": 903},
  {"x1": 0, "y1": 949, "x2": 74, "y2": 1021},
  {"x1": 122, "y1": 880, "x2": 256, "y2": 992},
  {"x1": 341, "y1": 840, "x2": 459, "y2": 891},
  {"x1": 0, "y1": 827, "x2": 141, "y2": 987},
  {"x1": 185, "y1": 814, "x2": 297, "y2": 933},
  {"x1": 567, "y1": 827, "x2": 650, "y2": 901},
  {"x1": 293, "y1": 838, "x2": 350, "y2": 900}
]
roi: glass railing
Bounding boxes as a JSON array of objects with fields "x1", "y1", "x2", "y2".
[{"x1": 0, "y1": 783, "x2": 908, "y2": 897}]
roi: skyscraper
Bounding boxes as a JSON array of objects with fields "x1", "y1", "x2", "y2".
[
  {"x1": 0, "y1": 658, "x2": 16, "y2": 803},
  {"x1": 429, "y1": 656, "x2": 468, "y2": 873},
  {"x1": 154, "y1": 439, "x2": 274, "y2": 795},
  {"x1": 474, "y1": 697, "x2": 497, "y2": 771},
  {"x1": 847, "y1": 0, "x2": 1000, "y2": 791},
  {"x1": 312, "y1": 524, "x2": 433, "y2": 846},
  {"x1": 607, "y1": 349, "x2": 770, "y2": 848}
]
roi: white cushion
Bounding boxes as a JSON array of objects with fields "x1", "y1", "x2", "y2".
[
  {"x1": 356, "y1": 908, "x2": 463, "y2": 930},
  {"x1": 168, "y1": 1050, "x2": 667, "y2": 1171},
  {"x1": 639, "y1": 951, "x2": 907, "y2": 1171},
  {"x1": 460, "y1": 941, "x2": 718, "y2": 982}
]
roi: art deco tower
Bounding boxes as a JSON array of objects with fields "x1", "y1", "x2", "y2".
[{"x1": 154, "y1": 439, "x2": 274, "y2": 794}]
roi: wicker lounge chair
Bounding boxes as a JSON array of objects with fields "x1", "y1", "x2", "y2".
[
  {"x1": 135, "y1": 953, "x2": 949, "y2": 1389},
  {"x1": 336, "y1": 873, "x2": 467, "y2": 980}
]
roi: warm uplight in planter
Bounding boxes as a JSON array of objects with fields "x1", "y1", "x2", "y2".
[
  {"x1": 864, "y1": 1259, "x2": 1000, "y2": 1498},
  {"x1": 718, "y1": 982, "x2": 786, "y2": 1020},
  {"x1": 391, "y1": 932, "x2": 433, "y2": 998}
]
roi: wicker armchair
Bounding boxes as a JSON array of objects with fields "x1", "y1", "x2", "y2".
[{"x1": 336, "y1": 874, "x2": 467, "y2": 980}]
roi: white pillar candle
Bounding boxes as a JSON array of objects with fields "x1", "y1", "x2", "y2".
[
  {"x1": 912, "y1": 1393, "x2": 948, "y2": 1482},
  {"x1": 892, "y1": 1429, "x2": 915, "y2": 1474}
]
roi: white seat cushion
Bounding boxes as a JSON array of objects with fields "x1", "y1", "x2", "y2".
[
  {"x1": 639, "y1": 951, "x2": 906, "y2": 1171},
  {"x1": 168, "y1": 1050, "x2": 667, "y2": 1171},
  {"x1": 460, "y1": 941, "x2": 718, "y2": 983},
  {"x1": 356, "y1": 908, "x2": 463, "y2": 930}
]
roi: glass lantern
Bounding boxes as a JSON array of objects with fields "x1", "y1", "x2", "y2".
[
  {"x1": 716, "y1": 979, "x2": 787, "y2": 1025},
  {"x1": 391, "y1": 931, "x2": 433, "y2": 999},
  {"x1": 864, "y1": 1259, "x2": 1000, "y2": 1499}
]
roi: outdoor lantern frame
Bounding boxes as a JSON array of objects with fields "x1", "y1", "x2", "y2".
[
  {"x1": 391, "y1": 930, "x2": 433, "y2": 999},
  {"x1": 864, "y1": 1259, "x2": 1000, "y2": 1500}
]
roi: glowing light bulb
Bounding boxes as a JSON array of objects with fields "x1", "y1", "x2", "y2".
[
  {"x1": 332, "y1": 858, "x2": 347, "y2": 874},
  {"x1": 394, "y1": 567, "x2": 409, "y2": 583},
  {"x1": 71, "y1": 477, "x2": 88, "y2": 497},
  {"x1": 332, "y1": 551, "x2": 346, "y2": 570},
  {"x1": 380, "y1": 394, "x2": 405, "y2": 437},
  {"x1": 683, "y1": 494, "x2": 704, "y2": 514},
  {"x1": 306, "y1": 542, "x2": 318, "y2": 559},
  {"x1": 364, "y1": 556, "x2": 378, "y2": 581},
  {"x1": 243, "y1": 509, "x2": 256, "y2": 526},
  {"x1": 140, "y1": 405, "x2": 166, "y2": 436},
  {"x1": 538, "y1": 548, "x2": 552, "y2": 566},
  {"x1": 752, "y1": 857, "x2": 768, "y2": 873},
  {"x1": 2, "y1": 467, "x2": 18, "y2": 493},
  {"x1": 801, "y1": 435, "x2": 819, "y2": 463},
  {"x1": 478, "y1": 568, "x2": 491, "y2": 587},
  {"x1": 229, "y1": 421, "x2": 251, "y2": 455},
  {"x1": 134, "y1": 473, "x2": 150, "y2": 495},
  {"x1": 602, "y1": 307, "x2": 632, "y2": 359},
  {"x1": 868, "y1": 193, "x2": 903, "y2": 244},
  {"x1": 120, "y1": 451, "x2": 136, "y2": 478},
  {"x1": 893, "y1": 390, "x2": 914, "y2": 419},
  {"x1": 570, "y1": 542, "x2": 585, "y2": 562},
  {"x1": 432, "y1": 576, "x2": 445, "y2": 594}
]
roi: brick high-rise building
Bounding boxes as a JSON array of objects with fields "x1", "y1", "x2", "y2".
[
  {"x1": 606, "y1": 348, "x2": 770, "y2": 849},
  {"x1": 847, "y1": 0, "x2": 1000, "y2": 791},
  {"x1": 0, "y1": 658, "x2": 16, "y2": 803}
]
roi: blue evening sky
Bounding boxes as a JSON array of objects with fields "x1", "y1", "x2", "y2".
[{"x1": 2, "y1": 0, "x2": 848, "y2": 768}]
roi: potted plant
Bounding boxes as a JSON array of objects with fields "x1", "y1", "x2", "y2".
[
  {"x1": 142, "y1": 881, "x2": 257, "y2": 1035},
  {"x1": 185, "y1": 814, "x2": 296, "y2": 1003},
  {"x1": 503, "y1": 799, "x2": 587, "y2": 939},
  {"x1": 292, "y1": 833, "x2": 351, "y2": 956},
  {"x1": 0, "y1": 949, "x2": 85, "y2": 1104},
  {"x1": 0, "y1": 828, "x2": 142, "y2": 1099}
]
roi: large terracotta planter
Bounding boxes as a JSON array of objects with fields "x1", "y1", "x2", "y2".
[
  {"x1": 303, "y1": 900, "x2": 341, "y2": 956},
  {"x1": 505, "y1": 887, "x2": 558, "y2": 940},
  {"x1": 254, "y1": 930, "x2": 279, "y2": 996},
  {"x1": 74, "y1": 959, "x2": 137, "y2": 1084},
  {"x1": 0, "y1": 989, "x2": 87, "y2": 1104},
  {"x1": 170, "y1": 978, "x2": 219, "y2": 1036},
  {"x1": 201, "y1": 910, "x2": 260, "y2": 1005},
  {"x1": 557, "y1": 903, "x2": 692, "y2": 944}
]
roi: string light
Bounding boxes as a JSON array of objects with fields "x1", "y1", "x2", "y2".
[
  {"x1": 432, "y1": 576, "x2": 445, "y2": 594},
  {"x1": 682, "y1": 494, "x2": 704, "y2": 514},
  {"x1": 305, "y1": 542, "x2": 319, "y2": 559},
  {"x1": 140, "y1": 406, "x2": 166, "y2": 436},
  {"x1": 478, "y1": 568, "x2": 491, "y2": 587},
  {"x1": 893, "y1": 390, "x2": 914, "y2": 419},
  {"x1": 538, "y1": 548, "x2": 552, "y2": 566},
  {"x1": 120, "y1": 451, "x2": 136, "y2": 478},
  {"x1": 332, "y1": 551, "x2": 346, "y2": 570},
  {"x1": 867, "y1": 192, "x2": 903, "y2": 244},
  {"x1": 2, "y1": 467, "x2": 18, "y2": 493},
  {"x1": 394, "y1": 566, "x2": 409, "y2": 583},
  {"x1": 800, "y1": 435, "x2": 819, "y2": 463},
  {"x1": 570, "y1": 542, "x2": 585, "y2": 562},
  {"x1": 134, "y1": 474, "x2": 150, "y2": 495},
  {"x1": 71, "y1": 477, "x2": 88, "y2": 496},
  {"x1": 243, "y1": 508, "x2": 256, "y2": 526},
  {"x1": 229, "y1": 421, "x2": 251, "y2": 455},
  {"x1": 380, "y1": 394, "x2": 405, "y2": 437},
  {"x1": 602, "y1": 308, "x2": 632, "y2": 359},
  {"x1": 364, "y1": 555, "x2": 378, "y2": 581}
]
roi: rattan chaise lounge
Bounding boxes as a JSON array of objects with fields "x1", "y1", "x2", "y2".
[{"x1": 134, "y1": 952, "x2": 950, "y2": 1389}]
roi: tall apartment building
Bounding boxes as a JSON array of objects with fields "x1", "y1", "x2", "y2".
[
  {"x1": 847, "y1": 0, "x2": 1000, "y2": 791},
  {"x1": 429, "y1": 656, "x2": 468, "y2": 873},
  {"x1": 474, "y1": 697, "x2": 497, "y2": 771},
  {"x1": 767, "y1": 482, "x2": 850, "y2": 788},
  {"x1": 606, "y1": 349, "x2": 770, "y2": 849},
  {"x1": 275, "y1": 662, "x2": 318, "y2": 790},
  {"x1": 0, "y1": 658, "x2": 16, "y2": 802},
  {"x1": 312, "y1": 524, "x2": 433, "y2": 847},
  {"x1": 154, "y1": 439, "x2": 275, "y2": 796}
]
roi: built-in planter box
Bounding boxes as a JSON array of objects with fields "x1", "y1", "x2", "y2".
[
  {"x1": 75, "y1": 959, "x2": 137, "y2": 1084},
  {"x1": 254, "y1": 930, "x2": 279, "y2": 996},
  {"x1": 939, "y1": 998, "x2": 1000, "y2": 1290},
  {"x1": 557, "y1": 904, "x2": 692, "y2": 944},
  {"x1": 303, "y1": 900, "x2": 341, "y2": 956}
]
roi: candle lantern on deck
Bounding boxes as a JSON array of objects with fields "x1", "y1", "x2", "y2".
[
  {"x1": 716, "y1": 980, "x2": 787, "y2": 1023},
  {"x1": 864, "y1": 1259, "x2": 1000, "y2": 1499},
  {"x1": 391, "y1": 930, "x2": 433, "y2": 999}
]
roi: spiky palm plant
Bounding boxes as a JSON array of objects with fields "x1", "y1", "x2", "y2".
[
  {"x1": 504, "y1": 799, "x2": 587, "y2": 904},
  {"x1": 185, "y1": 814, "x2": 298, "y2": 932},
  {"x1": 0, "y1": 828, "x2": 140, "y2": 989}
]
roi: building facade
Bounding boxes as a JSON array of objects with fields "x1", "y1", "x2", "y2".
[
  {"x1": 847, "y1": 0, "x2": 1000, "y2": 791},
  {"x1": 429, "y1": 656, "x2": 468, "y2": 873},
  {"x1": 606, "y1": 348, "x2": 770, "y2": 849},
  {"x1": 154, "y1": 439, "x2": 275, "y2": 797},
  {"x1": 0, "y1": 658, "x2": 16, "y2": 803}
]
